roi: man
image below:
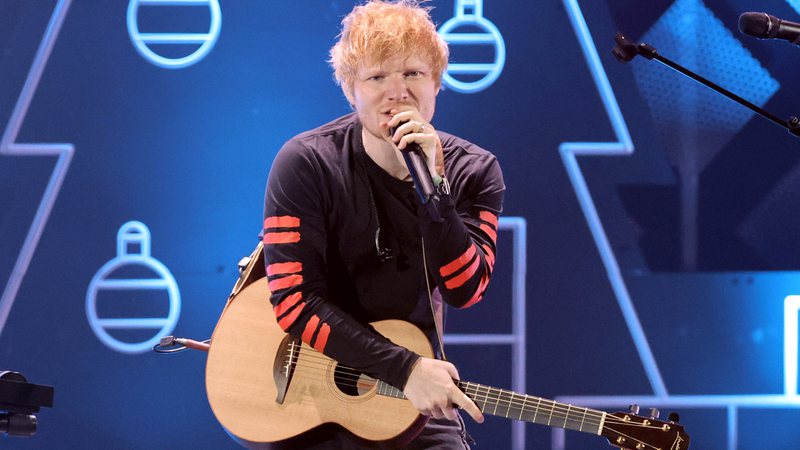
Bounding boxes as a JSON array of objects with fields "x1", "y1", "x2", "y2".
[{"x1": 262, "y1": 1, "x2": 504, "y2": 447}]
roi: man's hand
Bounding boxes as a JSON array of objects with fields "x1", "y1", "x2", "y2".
[
  {"x1": 402, "y1": 357, "x2": 484, "y2": 424},
  {"x1": 380, "y1": 108, "x2": 445, "y2": 179}
]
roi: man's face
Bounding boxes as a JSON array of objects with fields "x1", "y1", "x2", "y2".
[{"x1": 345, "y1": 53, "x2": 440, "y2": 141}]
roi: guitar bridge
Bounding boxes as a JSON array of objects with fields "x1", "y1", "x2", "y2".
[{"x1": 273, "y1": 334, "x2": 299, "y2": 405}]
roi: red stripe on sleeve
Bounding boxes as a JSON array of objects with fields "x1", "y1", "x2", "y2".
[
  {"x1": 313, "y1": 323, "x2": 330, "y2": 352},
  {"x1": 479, "y1": 224, "x2": 497, "y2": 244},
  {"x1": 264, "y1": 216, "x2": 300, "y2": 229},
  {"x1": 445, "y1": 256, "x2": 480, "y2": 290},
  {"x1": 267, "y1": 261, "x2": 303, "y2": 276},
  {"x1": 439, "y1": 245, "x2": 477, "y2": 277},
  {"x1": 461, "y1": 274, "x2": 490, "y2": 309},
  {"x1": 481, "y1": 244, "x2": 496, "y2": 270},
  {"x1": 479, "y1": 211, "x2": 498, "y2": 229},
  {"x1": 268, "y1": 274, "x2": 303, "y2": 292},
  {"x1": 277, "y1": 302, "x2": 305, "y2": 331},
  {"x1": 273, "y1": 292, "x2": 302, "y2": 318},
  {"x1": 263, "y1": 232, "x2": 301, "y2": 244},
  {"x1": 302, "y1": 315, "x2": 320, "y2": 345}
]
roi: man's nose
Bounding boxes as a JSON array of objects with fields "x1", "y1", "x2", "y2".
[{"x1": 385, "y1": 75, "x2": 409, "y2": 101}]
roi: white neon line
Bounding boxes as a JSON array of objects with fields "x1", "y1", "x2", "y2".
[
  {"x1": 455, "y1": 0, "x2": 483, "y2": 18},
  {"x1": 136, "y1": 33, "x2": 212, "y2": 43},
  {"x1": 727, "y1": 406, "x2": 737, "y2": 450},
  {"x1": 555, "y1": 394, "x2": 800, "y2": 407},
  {"x1": 440, "y1": 33, "x2": 496, "y2": 44},
  {"x1": 560, "y1": 0, "x2": 666, "y2": 396},
  {"x1": 94, "y1": 318, "x2": 172, "y2": 329},
  {"x1": 445, "y1": 334, "x2": 517, "y2": 344},
  {"x1": 136, "y1": 0, "x2": 213, "y2": 4},
  {"x1": 447, "y1": 63, "x2": 500, "y2": 73},
  {"x1": 785, "y1": 296, "x2": 800, "y2": 395},
  {"x1": 3, "y1": 143, "x2": 72, "y2": 156},
  {"x1": 790, "y1": 0, "x2": 800, "y2": 17},
  {"x1": 506, "y1": 219, "x2": 527, "y2": 450},
  {"x1": 446, "y1": 217, "x2": 527, "y2": 450},
  {"x1": 555, "y1": 7, "x2": 794, "y2": 450},
  {"x1": 92, "y1": 279, "x2": 174, "y2": 289},
  {"x1": 551, "y1": 427, "x2": 565, "y2": 450},
  {"x1": 0, "y1": 0, "x2": 73, "y2": 338},
  {"x1": 127, "y1": 0, "x2": 221, "y2": 70}
]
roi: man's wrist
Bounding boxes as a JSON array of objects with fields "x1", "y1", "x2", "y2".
[
  {"x1": 434, "y1": 174, "x2": 450, "y2": 196},
  {"x1": 402, "y1": 355, "x2": 423, "y2": 390}
]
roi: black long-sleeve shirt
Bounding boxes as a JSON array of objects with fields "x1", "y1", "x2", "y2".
[{"x1": 262, "y1": 113, "x2": 504, "y2": 389}]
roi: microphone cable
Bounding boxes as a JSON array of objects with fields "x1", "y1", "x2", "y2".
[{"x1": 153, "y1": 336, "x2": 210, "y2": 354}]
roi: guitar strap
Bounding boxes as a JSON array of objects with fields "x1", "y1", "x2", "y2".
[
  {"x1": 421, "y1": 236, "x2": 448, "y2": 362},
  {"x1": 226, "y1": 242, "x2": 266, "y2": 309}
]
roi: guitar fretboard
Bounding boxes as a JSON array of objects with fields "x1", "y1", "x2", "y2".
[{"x1": 376, "y1": 380, "x2": 605, "y2": 435}]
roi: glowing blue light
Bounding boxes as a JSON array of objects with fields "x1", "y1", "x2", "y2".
[
  {"x1": 446, "y1": 217, "x2": 527, "y2": 450},
  {"x1": 785, "y1": 296, "x2": 800, "y2": 396},
  {"x1": 552, "y1": 2, "x2": 800, "y2": 449},
  {"x1": 127, "y1": 0, "x2": 221, "y2": 69},
  {"x1": 439, "y1": 0, "x2": 506, "y2": 93},
  {"x1": 630, "y1": 0, "x2": 778, "y2": 172},
  {"x1": 0, "y1": 0, "x2": 74, "y2": 337},
  {"x1": 788, "y1": 0, "x2": 800, "y2": 16},
  {"x1": 86, "y1": 222, "x2": 181, "y2": 354},
  {"x1": 557, "y1": 0, "x2": 666, "y2": 395}
]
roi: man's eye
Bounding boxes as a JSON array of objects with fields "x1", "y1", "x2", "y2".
[
  {"x1": 405, "y1": 71, "x2": 422, "y2": 77},
  {"x1": 368, "y1": 75, "x2": 384, "y2": 81}
]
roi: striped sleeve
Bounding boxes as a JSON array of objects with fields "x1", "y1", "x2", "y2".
[
  {"x1": 421, "y1": 152, "x2": 504, "y2": 309},
  {"x1": 263, "y1": 137, "x2": 420, "y2": 390}
]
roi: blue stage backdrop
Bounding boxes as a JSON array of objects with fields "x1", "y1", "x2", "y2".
[{"x1": 3, "y1": 1, "x2": 800, "y2": 449}]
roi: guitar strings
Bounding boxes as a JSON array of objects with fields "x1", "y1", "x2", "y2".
[
  {"x1": 280, "y1": 350, "x2": 609, "y2": 428},
  {"x1": 276, "y1": 350, "x2": 676, "y2": 450},
  {"x1": 285, "y1": 348, "x2": 608, "y2": 425},
  {"x1": 282, "y1": 346, "x2": 592, "y2": 416},
  {"x1": 281, "y1": 346, "x2": 669, "y2": 433},
  {"x1": 282, "y1": 353, "x2": 670, "y2": 445}
]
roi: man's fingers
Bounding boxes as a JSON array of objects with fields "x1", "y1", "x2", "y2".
[
  {"x1": 427, "y1": 408, "x2": 443, "y2": 420},
  {"x1": 441, "y1": 406, "x2": 458, "y2": 421},
  {"x1": 427, "y1": 405, "x2": 459, "y2": 421},
  {"x1": 446, "y1": 365, "x2": 460, "y2": 380},
  {"x1": 454, "y1": 393, "x2": 484, "y2": 423},
  {"x1": 404, "y1": 358, "x2": 484, "y2": 424}
]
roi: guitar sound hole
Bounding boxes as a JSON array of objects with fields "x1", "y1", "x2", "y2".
[{"x1": 332, "y1": 364, "x2": 369, "y2": 397}]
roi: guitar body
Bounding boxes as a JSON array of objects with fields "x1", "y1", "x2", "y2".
[
  {"x1": 205, "y1": 278, "x2": 431, "y2": 448},
  {"x1": 206, "y1": 261, "x2": 692, "y2": 450}
]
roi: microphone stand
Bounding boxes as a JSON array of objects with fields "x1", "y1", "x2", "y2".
[{"x1": 612, "y1": 33, "x2": 800, "y2": 137}]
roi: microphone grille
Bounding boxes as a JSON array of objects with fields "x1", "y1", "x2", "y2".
[{"x1": 738, "y1": 12, "x2": 772, "y2": 38}]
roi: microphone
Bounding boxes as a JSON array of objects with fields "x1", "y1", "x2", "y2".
[
  {"x1": 738, "y1": 12, "x2": 800, "y2": 45},
  {"x1": 389, "y1": 121, "x2": 437, "y2": 205}
]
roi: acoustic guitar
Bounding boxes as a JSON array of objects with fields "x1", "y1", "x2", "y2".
[{"x1": 206, "y1": 277, "x2": 690, "y2": 449}]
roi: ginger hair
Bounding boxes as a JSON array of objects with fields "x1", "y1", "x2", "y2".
[{"x1": 329, "y1": 0, "x2": 449, "y2": 94}]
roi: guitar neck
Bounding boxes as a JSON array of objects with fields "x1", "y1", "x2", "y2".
[{"x1": 376, "y1": 380, "x2": 606, "y2": 436}]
